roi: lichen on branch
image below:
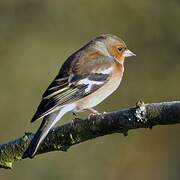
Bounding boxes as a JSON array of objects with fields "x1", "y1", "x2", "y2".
[{"x1": 0, "y1": 101, "x2": 180, "y2": 169}]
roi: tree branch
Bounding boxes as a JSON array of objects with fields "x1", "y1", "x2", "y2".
[{"x1": 1, "y1": 101, "x2": 180, "y2": 169}]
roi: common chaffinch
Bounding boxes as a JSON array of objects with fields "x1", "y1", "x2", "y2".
[{"x1": 22, "y1": 34, "x2": 136, "y2": 159}]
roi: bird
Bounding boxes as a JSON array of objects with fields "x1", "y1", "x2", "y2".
[{"x1": 22, "y1": 34, "x2": 136, "y2": 159}]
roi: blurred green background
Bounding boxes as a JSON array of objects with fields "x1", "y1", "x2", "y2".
[{"x1": 0, "y1": 0, "x2": 180, "y2": 179}]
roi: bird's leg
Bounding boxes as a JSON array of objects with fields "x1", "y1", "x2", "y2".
[
  {"x1": 72, "y1": 112, "x2": 80, "y2": 121},
  {"x1": 88, "y1": 108, "x2": 100, "y2": 115},
  {"x1": 87, "y1": 108, "x2": 102, "y2": 119}
]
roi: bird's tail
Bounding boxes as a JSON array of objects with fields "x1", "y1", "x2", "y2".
[{"x1": 22, "y1": 104, "x2": 75, "y2": 159}]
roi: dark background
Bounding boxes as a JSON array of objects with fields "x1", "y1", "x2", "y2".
[{"x1": 0, "y1": 0, "x2": 180, "y2": 179}]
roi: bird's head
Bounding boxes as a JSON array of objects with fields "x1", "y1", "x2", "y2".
[{"x1": 93, "y1": 34, "x2": 136, "y2": 64}]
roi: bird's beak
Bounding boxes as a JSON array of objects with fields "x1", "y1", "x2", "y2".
[{"x1": 123, "y1": 49, "x2": 136, "y2": 57}]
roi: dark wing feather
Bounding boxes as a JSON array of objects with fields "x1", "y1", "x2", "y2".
[
  {"x1": 31, "y1": 48, "x2": 114, "y2": 122},
  {"x1": 31, "y1": 83, "x2": 88, "y2": 122}
]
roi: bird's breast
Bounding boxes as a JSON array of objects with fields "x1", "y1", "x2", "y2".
[{"x1": 75, "y1": 63, "x2": 124, "y2": 111}]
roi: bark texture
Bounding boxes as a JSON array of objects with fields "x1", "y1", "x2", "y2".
[{"x1": 0, "y1": 101, "x2": 180, "y2": 169}]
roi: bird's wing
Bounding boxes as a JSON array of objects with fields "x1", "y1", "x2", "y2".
[{"x1": 31, "y1": 50, "x2": 114, "y2": 122}]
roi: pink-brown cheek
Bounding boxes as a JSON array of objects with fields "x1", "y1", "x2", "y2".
[{"x1": 110, "y1": 47, "x2": 124, "y2": 62}]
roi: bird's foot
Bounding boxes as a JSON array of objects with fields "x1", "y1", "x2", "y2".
[
  {"x1": 87, "y1": 108, "x2": 99, "y2": 119},
  {"x1": 72, "y1": 112, "x2": 81, "y2": 121},
  {"x1": 87, "y1": 108, "x2": 106, "y2": 119}
]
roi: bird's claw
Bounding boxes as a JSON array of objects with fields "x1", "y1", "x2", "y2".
[
  {"x1": 88, "y1": 111, "x2": 106, "y2": 119},
  {"x1": 88, "y1": 112, "x2": 99, "y2": 119}
]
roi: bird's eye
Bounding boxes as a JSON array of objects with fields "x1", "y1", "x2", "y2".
[{"x1": 118, "y1": 47, "x2": 123, "y2": 51}]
